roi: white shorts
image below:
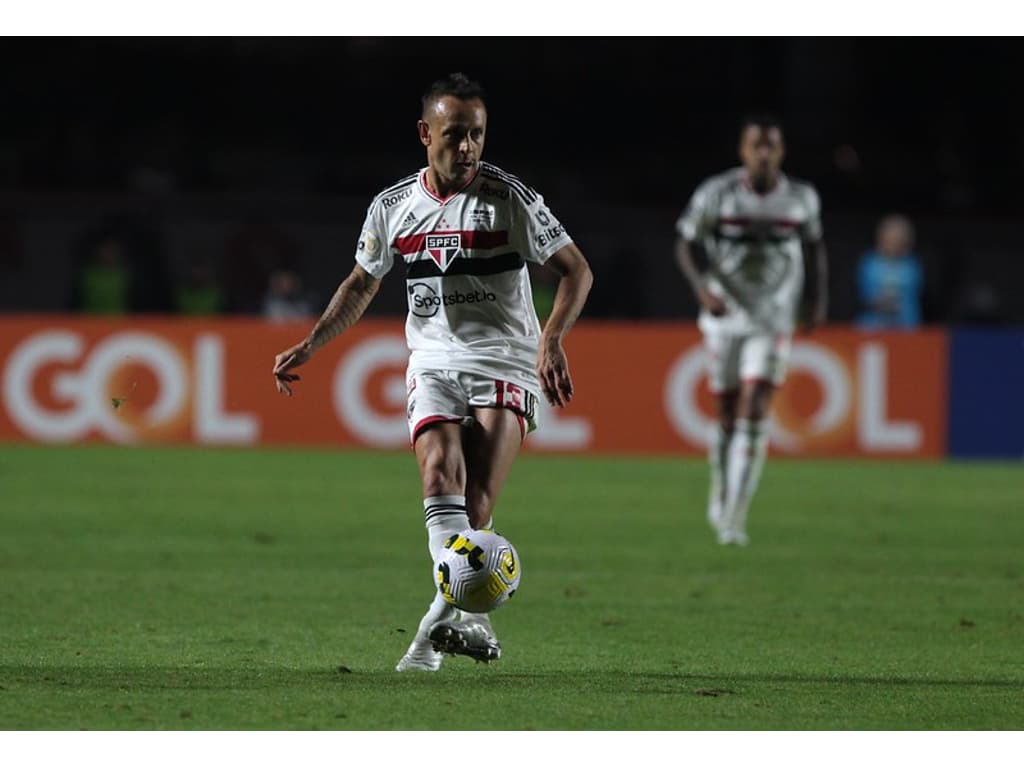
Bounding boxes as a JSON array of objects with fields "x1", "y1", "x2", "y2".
[
  {"x1": 703, "y1": 331, "x2": 791, "y2": 394},
  {"x1": 406, "y1": 369, "x2": 539, "y2": 444}
]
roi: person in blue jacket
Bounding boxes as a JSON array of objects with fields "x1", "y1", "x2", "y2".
[{"x1": 857, "y1": 214, "x2": 922, "y2": 329}]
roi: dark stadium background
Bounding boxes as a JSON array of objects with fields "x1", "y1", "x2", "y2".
[
  {"x1": 0, "y1": 37, "x2": 1021, "y2": 323},
  {"x1": 3, "y1": 36, "x2": 1024, "y2": 735}
]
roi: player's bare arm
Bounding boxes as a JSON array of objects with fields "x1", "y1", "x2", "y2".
[
  {"x1": 537, "y1": 243, "x2": 593, "y2": 408},
  {"x1": 675, "y1": 237, "x2": 727, "y2": 316},
  {"x1": 801, "y1": 239, "x2": 829, "y2": 331},
  {"x1": 272, "y1": 264, "x2": 380, "y2": 396}
]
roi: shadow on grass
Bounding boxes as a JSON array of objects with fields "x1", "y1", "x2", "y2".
[{"x1": 1, "y1": 665, "x2": 1021, "y2": 692}]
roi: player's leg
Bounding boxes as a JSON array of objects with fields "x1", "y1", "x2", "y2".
[
  {"x1": 720, "y1": 334, "x2": 790, "y2": 545},
  {"x1": 430, "y1": 379, "x2": 528, "y2": 663},
  {"x1": 721, "y1": 380, "x2": 773, "y2": 544},
  {"x1": 430, "y1": 405, "x2": 523, "y2": 662},
  {"x1": 396, "y1": 372, "x2": 470, "y2": 672},
  {"x1": 463, "y1": 406, "x2": 524, "y2": 530},
  {"x1": 704, "y1": 331, "x2": 741, "y2": 534},
  {"x1": 709, "y1": 389, "x2": 738, "y2": 532},
  {"x1": 417, "y1": 421, "x2": 470, "y2": 557}
]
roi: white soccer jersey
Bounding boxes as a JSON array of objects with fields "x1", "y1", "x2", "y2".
[
  {"x1": 677, "y1": 167, "x2": 822, "y2": 335},
  {"x1": 354, "y1": 162, "x2": 573, "y2": 394}
]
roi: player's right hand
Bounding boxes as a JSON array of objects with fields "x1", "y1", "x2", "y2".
[
  {"x1": 272, "y1": 341, "x2": 313, "y2": 396},
  {"x1": 698, "y1": 288, "x2": 728, "y2": 317}
]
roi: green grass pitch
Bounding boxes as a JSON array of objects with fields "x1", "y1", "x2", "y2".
[{"x1": 0, "y1": 444, "x2": 1021, "y2": 730}]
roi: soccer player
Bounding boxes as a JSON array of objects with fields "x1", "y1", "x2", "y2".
[
  {"x1": 272, "y1": 73, "x2": 593, "y2": 670},
  {"x1": 675, "y1": 115, "x2": 828, "y2": 546}
]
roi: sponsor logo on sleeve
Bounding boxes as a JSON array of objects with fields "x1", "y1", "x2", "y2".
[
  {"x1": 535, "y1": 224, "x2": 566, "y2": 249},
  {"x1": 358, "y1": 231, "x2": 381, "y2": 256}
]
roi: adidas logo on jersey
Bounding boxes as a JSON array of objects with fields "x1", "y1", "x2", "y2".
[{"x1": 401, "y1": 211, "x2": 418, "y2": 227}]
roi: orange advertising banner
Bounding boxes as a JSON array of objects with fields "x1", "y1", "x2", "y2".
[{"x1": 0, "y1": 317, "x2": 947, "y2": 456}]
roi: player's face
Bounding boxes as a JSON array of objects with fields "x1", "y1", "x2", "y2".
[
  {"x1": 739, "y1": 125, "x2": 785, "y2": 186},
  {"x1": 418, "y1": 96, "x2": 486, "y2": 186}
]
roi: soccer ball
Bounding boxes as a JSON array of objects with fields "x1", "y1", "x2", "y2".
[{"x1": 435, "y1": 529, "x2": 521, "y2": 613}]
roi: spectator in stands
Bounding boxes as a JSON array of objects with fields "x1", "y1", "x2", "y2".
[
  {"x1": 176, "y1": 260, "x2": 224, "y2": 316},
  {"x1": 857, "y1": 214, "x2": 923, "y2": 329},
  {"x1": 71, "y1": 236, "x2": 131, "y2": 315},
  {"x1": 262, "y1": 268, "x2": 313, "y2": 322}
]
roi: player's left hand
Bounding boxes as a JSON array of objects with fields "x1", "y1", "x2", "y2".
[{"x1": 537, "y1": 338, "x2": 574, "y2": 408}]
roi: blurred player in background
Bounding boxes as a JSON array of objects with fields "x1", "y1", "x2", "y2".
[
  {"x1": 675, "y1": 115, "x2": 828, "y2": 545},
  {"x1": 272, "y1": 73, "x2": 592, "y2": 669}
]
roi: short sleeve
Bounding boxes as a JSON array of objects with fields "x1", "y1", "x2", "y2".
[
  {"x1": 676, "y1": 180, "x2": 717, "y2": 241},
  {"x1": 354, "y1": 201, "x2": 393, "y2": 278},
  {"x1": 800, "y1": 185, "x2": 824, "y2": 242},
  {"x1": 512, "y1": 189, "x2": 574, "y2": 264}
]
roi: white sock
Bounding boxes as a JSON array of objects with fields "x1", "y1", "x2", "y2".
[
  {"x1": 708, "y1": 425, "x2": 733, "y2": 526},
  {"x1": 423, "y1": 498, "x2": 496, "y2": 637},
  {"x1": 424, "y1": 495, "x2": 470, "y2": 562},
  {"x1": 724, "y1": 419, "x2": 768, "y2": 534},
  {"x1": 414, "y1": 591, "x2": 457, "y2": 643},
  {"x1": 411, "y1": 495, "x2": 469, "y2": 643}
]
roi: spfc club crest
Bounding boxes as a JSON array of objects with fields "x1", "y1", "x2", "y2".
[{"x1": 425, "y1": 233, "x2": 462, "y2": 272}]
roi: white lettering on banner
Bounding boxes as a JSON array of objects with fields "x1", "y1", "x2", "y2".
[
  {"x1": 86, "y1": 333, "x2": 187, "y2": 443},
  {"x1": 528, "y1": 399, "x2": 593, "y2": 450},
  {"x1": 772, "y1": 342, "x2": 851, "y2": 451},
  {"x1": 194, "y1": 334, "x2": 259, "y2": 444},
  {"x1": 3, "y1": 330, "x2": 189, "y2": 443},
  {"x1": 329, "y1": 336, "x2": 593, "y2": 450},
  {"x1": 2, "y1": 330, "x2": 260, "y2": 445},
  {"x1": 333, "y1": 337, "x2": 409, "y2": 446},
  {"x1": 858, "y1": 343, "x2": 922, "y2": 451},
  {"x1": 4, "y1": 331, "x2": 93, "y2": 441},
  {"x1": 664, "y1": 340, "x2": 922, "y2": 453},
  {"x1": 664, "y1": 345, "x2": 711, "y2": 449}
]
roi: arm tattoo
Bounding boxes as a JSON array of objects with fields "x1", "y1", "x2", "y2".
[{"x1": 306, "y1": 271, "x2": 379, "y2": 352}]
